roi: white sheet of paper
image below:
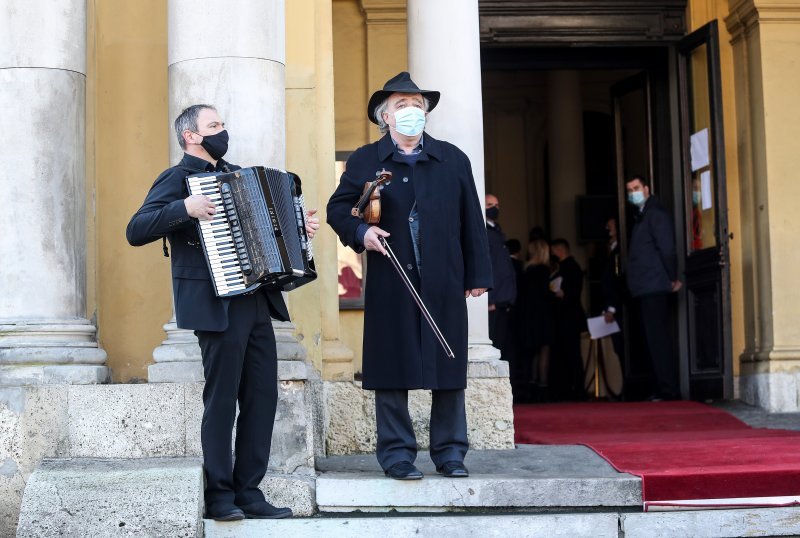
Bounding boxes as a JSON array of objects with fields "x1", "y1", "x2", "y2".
[
  {"x1": 587, "y1": 315, "x2": 621, "y2": 340},
  {"x1": 690, "y1": 128, "x2": 710, "y2": 172},
  {"x1": 701, "y1": 170, "x2": 713, "y2": 210},
  {"x1": 549, "y1": 276, "x2": 562, "y2": 293}
]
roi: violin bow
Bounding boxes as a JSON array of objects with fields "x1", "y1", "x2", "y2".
[{"x1": 378, "y1": 236, "x2": 455, "y2": 359}]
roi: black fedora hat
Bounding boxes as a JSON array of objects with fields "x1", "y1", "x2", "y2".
[{"x1": 367, "y1": 71, "x2": 440, "y2": 125}]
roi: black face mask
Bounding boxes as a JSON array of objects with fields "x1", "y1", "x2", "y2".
[
  {"x1": 198, "y1": 129, "x2": 229, "y2": 160},
  {"x1": 486, "y1": 206, "x2": 500, "y2": 221}
]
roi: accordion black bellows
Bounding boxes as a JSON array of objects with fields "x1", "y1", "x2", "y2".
[{"x1": 186, "y1": 166, "x2": 317, "y2": 297}]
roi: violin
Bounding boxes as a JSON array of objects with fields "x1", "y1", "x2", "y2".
[{"x1": 351, "y1": 169, "x2": 392, "y2": 224}]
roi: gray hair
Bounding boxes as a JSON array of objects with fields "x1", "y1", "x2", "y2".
[
  {"x1": 174, "y1": 104, "x2": 215, "y2": 149},
  {"x1": 374, "y1": 95, "x2": 430, "y2": 134}
]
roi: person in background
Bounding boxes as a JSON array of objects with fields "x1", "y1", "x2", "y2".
[
  {"x1": 601, "y1": 217, "x2": 625, "y2": 362},
  {"x1": 523, "y1": 239, "x2": 556, "y2": 402},
  {"x1": 485, "y1": 194, "x2": 517, "y2": 354},
  {"x1": 625, "y1": 175, "x2": 682, "y2": 401},
  {"x1": 549, "y1": 238, "x2": 587, "y2": 400}
]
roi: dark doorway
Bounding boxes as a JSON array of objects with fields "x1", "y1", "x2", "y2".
[{"x1": 479, "y1": 6, "x2": 732, "y2": 402}]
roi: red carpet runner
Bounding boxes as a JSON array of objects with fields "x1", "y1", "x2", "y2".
[{"x1": 514, "y1": 401, "x2": 800, "y2": 509}]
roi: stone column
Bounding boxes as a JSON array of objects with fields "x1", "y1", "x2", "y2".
[
  {"x1": 727, "y1": 0, "x2": 800, "y2": 411},
  {"x1": 546, "y1": 70, "x2": 587, "y2": 270},
  {"x1": 151, "y1": 0, "x2": 304, "y2": 382},
  {"x1": 407, "y1": 0, "x2": 498, "y2": 362},
  {"x1": 0, "y1": 0, "x2": 108, "y2": 385}
]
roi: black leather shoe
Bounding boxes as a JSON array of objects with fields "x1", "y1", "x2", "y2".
[
  {"x1": 238, "y1": 501, "x2": 293, "y2": 519},
  {"x1": 206, "y1": 503, "x2": 245, "y2": 521},
  {"x1": 237, "y1": 501, "x2": 293, "y2": 519},
  {"x1": 437, "y1": 461, "x2": 469, "y2": 478},
  {"x1": 384, "y1": 461, "x2": 423, "y2": 480}
]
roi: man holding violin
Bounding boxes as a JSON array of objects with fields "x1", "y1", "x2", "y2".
[{"x1": 327, "y1": 72, "x2": 492, "y2": 480}]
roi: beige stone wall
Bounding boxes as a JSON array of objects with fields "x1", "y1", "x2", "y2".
[
  {"x1": 91, "y1": 0, "x2": 171, "y2": 382},
  {"x1": 286, "y1": 0, "x2": 355, "y2": 381},
  {"x1": 726, "y1": 0, "x2": 800, "y2": 409}
]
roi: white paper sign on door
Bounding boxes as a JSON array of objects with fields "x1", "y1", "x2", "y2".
[
  {"x1": 701, "y1": 170, "x2": 713, "y2": 211},
  {"x1": 690, "y1": 128, "x2": 710, "y2": 172}
]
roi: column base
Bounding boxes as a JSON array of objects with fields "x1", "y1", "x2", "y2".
[
  {"x1": 148, "y1": 362, "x2": 204, "y2": 383},
  {"x1": 321, "y1": 338, "x2": 354, "y2": 382},
  {"x1": 740, "y1": 371, "x2": 800, "y2": 412},
  {"x1": 0, "y1": 365, "x2": 109, "y2": 386},
  {"x1": 275, "y1": 321, "x2": 307, "y2": 361},
  {"x1": 148, "y1": 320, "x2": 308, "y2": 382},
  {"x1": 0, "y1": 319, "x2": 108, "y2": 386},
  {"x1": 150, "y1": 320, "x2": 202, "y2": 383}
]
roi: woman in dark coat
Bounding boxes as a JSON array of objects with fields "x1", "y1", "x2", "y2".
[
  {"x1": 522, "y1": 239, "x2": 555, "y2": 400},
  {"x1": 326, "y1": 72, "x2": 492, "y2": 480}
]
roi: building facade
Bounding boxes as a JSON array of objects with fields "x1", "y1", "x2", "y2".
[{"x1": 2, "y1": 0, "x2": 800, "y2": 531}]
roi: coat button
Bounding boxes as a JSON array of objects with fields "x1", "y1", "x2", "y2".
[
  {"x1": 406, "y1": 264, "x2": 413, "y2": 270},
  {"x1": 403, "y1": 177, "x2": 409, "y2": 182}
]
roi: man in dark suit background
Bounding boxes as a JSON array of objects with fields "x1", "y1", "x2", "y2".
[
  {"x1": 485, "y1": 193, "x2": 517, "y2": 354},
  {"x1": 625, "y1": 175, "x2": 682, "y2": 401},
  {"x1": 550, "y1": 238, "x2": 586, "y2": 400},
  {"x1": 127, "y1": 104, "x2": 319, "y2": 521},
  {"x1": 601, "y1": 217, "x2": 625, "y2": 363}
]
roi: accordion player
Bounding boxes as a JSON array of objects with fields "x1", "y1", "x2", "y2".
[{"x1": 186, "y1": 166, "x2": 317, "y2": 297}]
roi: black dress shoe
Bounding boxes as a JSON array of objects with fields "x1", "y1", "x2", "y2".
[
  {"x1": 206, "y1": 503, "x2": 245, "y2": 521},
  {"x1": 237, "y1": 501, "x2": 293, "y2": 519},
  {"x1": 437, "y1": 461, "x2": 469, "y2": 478},
  {"x1": 384, "y1": 461, "x2": 423, "y2": 480}
]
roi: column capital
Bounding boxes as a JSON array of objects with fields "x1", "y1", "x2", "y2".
[
  {"x1": 360, "y1": 0, "x2": 407, "y2": 24},
  {"x1": 727, "y1": 0, "x2": 800, "y2": 41}
]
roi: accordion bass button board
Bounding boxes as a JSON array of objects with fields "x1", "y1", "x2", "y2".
[{"x1": 186, "y1": 166, "x2": 317, "y2": 298}]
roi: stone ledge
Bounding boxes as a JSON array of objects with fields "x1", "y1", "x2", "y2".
[
  {"x1": 16, "y1": 457, "x2": 204, "y2": 538},
  {"x1": 0, "y1": 365, "x2": 109, "y2": 386},
  {"x1": 316, "y1": 473, "x2": 640, "y2": 511},
  {"x1": 621, "y1": 506, "x2": 800, "y2": 538},
  {"x1": 204, "y1": 513, "x2": 621, "y2": 538},
  {"x1": 323, "y1": 378, "x2": 514, "y2": 455},
  {"x1": 147, "y1": 360, "x2": 310, "y2": 383}
]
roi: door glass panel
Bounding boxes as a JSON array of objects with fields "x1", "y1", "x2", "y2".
[
  {"x1": 618, "y1": 88, "x2": 651, "y2": 185},
  {"x1": 686, "y1": 44, "x2": 717, "y2": 252}
]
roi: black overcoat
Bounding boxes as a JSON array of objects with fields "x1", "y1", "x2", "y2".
[{"x1": 327, "y1": 133, "x2": 492, "y2": 390}]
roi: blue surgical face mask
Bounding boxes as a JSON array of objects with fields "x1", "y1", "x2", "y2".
[
  {"x1": 692, "y1": 191, "x2": 701, "y2": 205},
  {"x1": 393, "y1": 106, "x2": 426, "y2": 136},
  {"x1": 628, "y1": 191, "x2": 646, "y2": 207}
]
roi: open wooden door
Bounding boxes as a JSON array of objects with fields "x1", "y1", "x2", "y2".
[{"x1": 676, "y1": 20, "x2": 733, "y2": 399}]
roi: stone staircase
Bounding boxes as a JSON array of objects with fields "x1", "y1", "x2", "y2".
[
  {"x1": 14, "y1": 441, "x2": 800, "y2": 537},
  {"x1": 9, "y1": 376, "x2": 800, "y2": 537},
  {"x1": 201, "y1": 447, "x2": 800, "y2": 538}
]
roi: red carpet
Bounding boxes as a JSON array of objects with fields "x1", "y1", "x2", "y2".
[{"x1": 514, "y1": 401, "x2": 800, "y2": 507}]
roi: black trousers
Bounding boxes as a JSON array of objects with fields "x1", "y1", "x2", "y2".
[
  {"x1": 195, "y1": 292, "x2": 278, "y2": 509},
  {"x1": 375, "y1": 389, "x2": 468, "y2": 470},
  {"x1": 639, "y1": 293, "x2": 679, "y2": 398}
]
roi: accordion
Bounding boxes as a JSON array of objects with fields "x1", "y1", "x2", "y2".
[{"x1": 186, "y1": 166, "x2": 317, "y2": 297}]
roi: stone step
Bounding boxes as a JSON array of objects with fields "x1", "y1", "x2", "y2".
[
  {"x1": 315, "y1": 445, "x2": 641, "y2": 512},
  {"x1": 203, "y1": 506, "x2": 800, "y2": 538},
  {"x1": 15, "y1": 458, "x2": 316, "y2": 537},
  {"x1": 203, "y1": 513, "x2": 621, "y2": 538}
]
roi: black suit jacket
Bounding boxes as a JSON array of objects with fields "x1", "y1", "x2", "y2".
[{"x1": 126, "y1": 154, "x2": 289, "y2": 332}]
